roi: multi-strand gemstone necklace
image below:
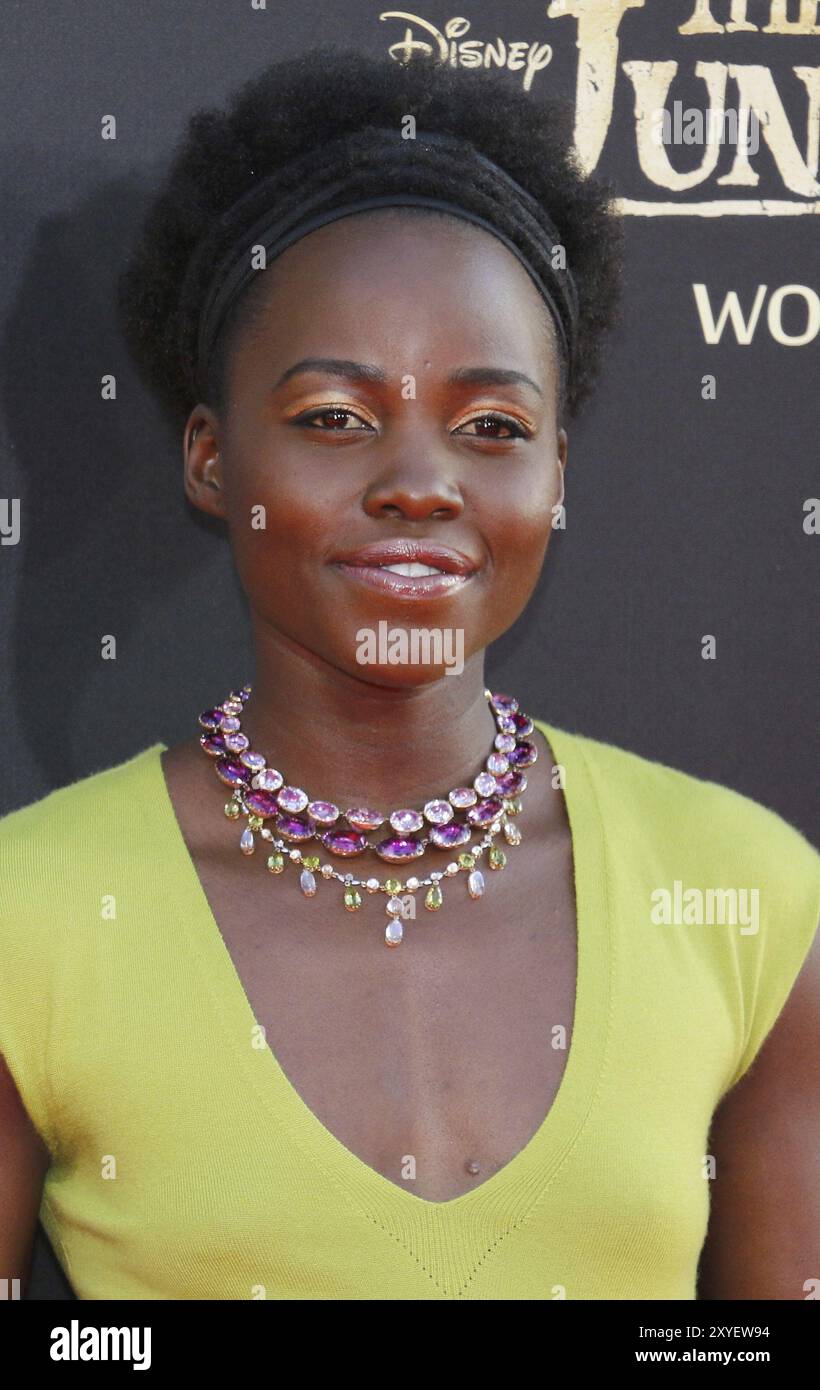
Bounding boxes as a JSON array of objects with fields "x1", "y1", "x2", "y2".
[{"x1": 198, "y1": 685, "x2": 537, "y2": 946}]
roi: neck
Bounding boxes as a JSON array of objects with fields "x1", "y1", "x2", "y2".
[{"x1": 235, "y1": 625, "x2": 501, "y2": 813}]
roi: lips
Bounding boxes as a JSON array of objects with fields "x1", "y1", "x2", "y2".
[
  {"x1": 332, "y1": 539, "x2": 478, "y2": 575},
  {"x1": 331, "y1": 538, "x2": 479, "y2": 599}
]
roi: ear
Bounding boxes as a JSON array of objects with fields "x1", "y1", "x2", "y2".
[
  {"x1": 183, "y1": 408, "x2": 226, "y2": 519},
  {"x1": 556, "y1": 428, "x2": 568, "y2": 505}
]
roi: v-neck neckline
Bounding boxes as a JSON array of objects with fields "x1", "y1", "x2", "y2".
[{"x1": 145, "y1": 718, "x2": 612, "y2": 1229}]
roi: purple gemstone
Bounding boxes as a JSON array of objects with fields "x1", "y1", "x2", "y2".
[
  {"x1": 199, "y1": 707, "x2": 226, "y2": 731},
  {"x1": 486, "y1": 752, "x2": 509, "y2": 776},
  {"x1": 474, "y1": 772, "x2": 497, "y2": 797},
  {"x1": 277, "y1": 785, "x2": 308, "y2": 813},
  {"x1": 467, "y1": 797, "x2": 504, "y2": 826},
  {"x1": 374, "y1": 837, "x2": 425, "y2": 863},
  {"x1": 490, "y1": 693, "x2": 519, "y2": 715},
  {"x1": 307, "y1": 800, "x2": 340, "y2": 825},
  {"x1": 429, "y1": 822, "x2": 472, "y2": 849},
  {"x1": 345, "y1": 807, "x2": 385, "y2": 831},
  {"x1": 449, "y1": 786, "x2": 477, "y2": 809},
  {"x1": 199, "y1": 733, "x2": 226, "y2": 757},
  {"x1": 219, "y1": 715, "x2": 241, "y2": 733},
  {"x1": 322, "y1": 829, "x2": 368, "y2": 857},
  {"x1": 256, "y1": 767, "x2": 284, "y2": 792},
  {"x1": 390, "y1": 808, "x2": 424, "y2": 834},
  {"x1": 495, "y1": 733, "x2": 516, "y2": 753},
  {"x1": 513, "y1": 713, "x2": 534, "y2": 736},
  {"x1": 223, "y1": 732, "x2": 249, "y2": 754},
  {"x1": 275, "y1": 814, "x2": 314, "y2": 842},
  {"x1": 243, "y1": 789, "x2": 281, "y2": 819},
  {"x1": 508, "y1": 741, "x2": 538, "y2": 767},
  {"x1": 240, "y1": 751, "x2": 266, "y2": 770},
  {"x1": 497, "y1": 714, "x2": 517, "y2": 734},
  {"x1": 214, "y1": 756, "x2": 252, "y2": 787},
  {"x1": 495, "y1": 770, "x2": 528, "y2": 796}
]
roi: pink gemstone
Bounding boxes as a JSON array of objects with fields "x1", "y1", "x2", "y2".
[
  {"x1": 219, "y1": 715, "x2": 241, "y2": 733},
  {"x1": 509, "y1": 741, "x2": 537, "y2": 767},
  {"x1": 390, "y1": 808, "x2": 424, "y2": 834},
  {"x1": 244, "y1": 789, "x2": 280, "y2": 819},
  {"x1": 513, "y1": 713, "x2": 534, "y2": 736},
  {"x1": 374, "y1": 837, "x2": 425, "y2": 863},
  {"x1": 199, "y1": 733, "x2": 226, "y2": 757},
  {"x1": 495, "y1": 770, "x2": 528, "y2": 796},
  {"x1": 322, "y1": 829, "x2": 368, "y2": 856},
  {"x1": 494, "y1": 733, "x2": 516, "y2": 754},
  {"x1": 223, "y1": 732, "x2": 249, "y2": 754},
  {"x1": 449, "y1": 787, "x2": 477, "y2": 809},
  {"x1": 214, "y1": 756, "x2": 252, "y2": 787},
  {"x1": 474, "y1": 772, "x2": 497, "y2": 797},
  {"x1": 278, "y1": 785, "x2": 308, "y2": 813},
  {"x1": 275, "y1": 814, "x2": 314, "y2": 842},
  {"x1": 429, "y1": 822, "x2": 472, "y2": 849},
  {"x1": 345, "y1": 808, "x2": 385, "y2": 831},
  {"x1": 423, "y1": 799, "x2": 453, "y2": 825},
  {"x1": 307, "y1": 800, "x2": 340, "y2": 824},
  {"x1": 486, "y1": 752, "x2": 509, "y2": 776},
  {"x1": 467, "y1": 798, "x2": 504, "y2": 826}
]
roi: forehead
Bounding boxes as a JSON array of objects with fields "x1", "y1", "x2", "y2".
[{"x1": 227, "y1": 207, "x2": 560, "y2": 383}]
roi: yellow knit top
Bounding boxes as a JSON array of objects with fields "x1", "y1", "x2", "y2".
[{"x1": 0, "y1": 720, "x2": 817, "y2": 1300}]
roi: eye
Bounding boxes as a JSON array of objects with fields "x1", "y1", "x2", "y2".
[
  {"x1": 454, "y1": 413, "x2": 531, "y2": 440},
  {"x1": 291, "y1": 406, "x2": 375, "y2": 431}
]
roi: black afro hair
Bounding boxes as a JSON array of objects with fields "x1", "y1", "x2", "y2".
[{"x1": 117, "y1": 45, "x2": 623, "y2": 428}]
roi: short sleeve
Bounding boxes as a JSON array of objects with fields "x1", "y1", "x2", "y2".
[{"x1": 721, "y1": 811, "x2": 820, "y2": 1096}]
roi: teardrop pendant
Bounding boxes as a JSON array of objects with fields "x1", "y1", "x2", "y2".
[
  {"x1": 300, "y1": 869, "x2": 317, "y2": 896},
  {"x1": 425, "y1": 884, "x2": 443, "y2": 911},
  {"x1": 467, "y1": 869, "x2": 485, "y2": 899},
  {"x1": 240, "y1": 826, "x2": 255, "y2": 854}
]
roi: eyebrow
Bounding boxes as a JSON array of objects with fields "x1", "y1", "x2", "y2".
[{"x1": 273, "y1": 358, "x2": 543, "y2": 397}]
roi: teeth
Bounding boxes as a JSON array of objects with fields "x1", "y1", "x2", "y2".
[{"x1": 380, "y1": 561, "x2": 446, "y2": 577}]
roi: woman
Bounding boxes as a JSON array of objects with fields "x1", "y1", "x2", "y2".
[{"x1": 0, "y1": 47, "x2": 817, "y2": 1302}]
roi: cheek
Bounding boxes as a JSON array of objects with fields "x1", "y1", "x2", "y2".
[{"x1": 224, "y1": 452, "x2": 331, "y2": 556}]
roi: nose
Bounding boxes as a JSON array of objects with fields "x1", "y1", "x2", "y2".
[{"x1": 361, "y1": 445, "x2": 465, "y2": 523}]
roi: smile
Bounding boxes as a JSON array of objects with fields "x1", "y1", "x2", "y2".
[{"x1": 333, "y1": 562, "x2": 473, "y2": 598}]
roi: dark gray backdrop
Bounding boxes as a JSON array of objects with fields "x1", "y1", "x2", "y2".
[{"x1": 1, "y1": 0, "x2": 817, "y2": 1299}]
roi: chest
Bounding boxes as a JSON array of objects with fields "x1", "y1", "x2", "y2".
[{"x1": 184, "y1": 823, "x2": 578, "y2": 1202}]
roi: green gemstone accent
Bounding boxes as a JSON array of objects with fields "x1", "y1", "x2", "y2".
[
  {"x1": 248, "y1": 814, "x2": 264, "y2": 830},
  {"x1": 425, "y1": 885, "x2": 443, "y2": 911},
  {"x1": 457, "y1": 852, "x2": 475, "y2": 870},
  {"x1": 344, "y1": 888, "x2": 362, "y2": 912},
  {"x1": 384, "y1": 878, "x2": 402, "y2": 894},
  {"x1": 225, "y1": 802, "x2": 240, "y2": 819},
  {"x1": 488, "y1": 846, "x2": 507, "y2": 870},
  {"x1": 266, "y1": 854, "x2": 285, "y2": 874},
  {"x1": 302, "y1": 855, "x2": 321, "y2": 871}
]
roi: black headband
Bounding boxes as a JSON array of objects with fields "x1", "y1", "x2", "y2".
[{"x1": 179, "y1": 126, "x2": 580, "y2": 403}]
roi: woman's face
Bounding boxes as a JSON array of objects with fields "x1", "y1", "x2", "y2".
[{"x1": 184, "y1": 208, "x2": 567, "y2": 686}]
